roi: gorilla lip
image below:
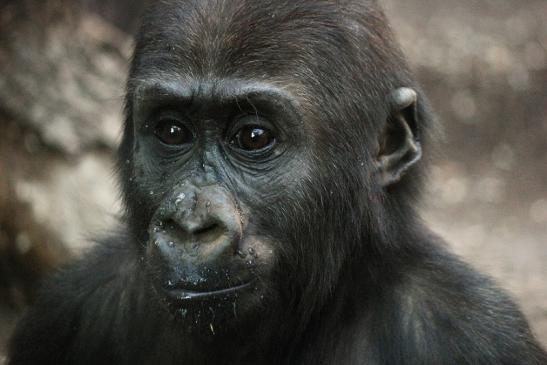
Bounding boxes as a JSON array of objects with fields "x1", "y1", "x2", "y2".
[{"x1": 164, "y1": 282, "x2": 253, "y2": 300}]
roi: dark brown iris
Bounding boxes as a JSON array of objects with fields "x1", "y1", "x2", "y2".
[
  {"x1": 154, "y1": 120, "x2": 192, "y2": 146},
  {"x1": 234, "y1": 126, "x2": 274, "y2": 151}
]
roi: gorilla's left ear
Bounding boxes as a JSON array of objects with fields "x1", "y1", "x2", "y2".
[{"x1": 375, "y1": 87, "x2": 422, "y2": 186}]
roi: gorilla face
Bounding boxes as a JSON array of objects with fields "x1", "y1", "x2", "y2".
[{"x1": 124, "y1": 80, "x2": 311, "y2": 329}]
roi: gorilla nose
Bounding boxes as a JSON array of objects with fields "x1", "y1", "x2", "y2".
[
  {"x1": 147, "y1": 184, "x2": 247, "y2": 293},
  {"x1": 149, "y1": 184, "x2": 242, "y2": 260},
  {"x1": 164, "y1": 215, "x2": 230, "y2": 253}
]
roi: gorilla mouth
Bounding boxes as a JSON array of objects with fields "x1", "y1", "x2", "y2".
[{"x1": 164, "y1": 282, "x2": 254, "y2": 301}]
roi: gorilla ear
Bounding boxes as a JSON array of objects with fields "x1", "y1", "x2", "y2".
[{"x1": 375, "y1": 87, "x2": 422, "y2": 187}]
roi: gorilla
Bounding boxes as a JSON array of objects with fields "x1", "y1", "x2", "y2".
[{"x1": 8, "y1": 0, "x2": 547, "y2": 364}]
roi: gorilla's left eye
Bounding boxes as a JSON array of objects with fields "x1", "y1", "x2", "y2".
[
  {"x1": 154, "y1": 120, "x2": 193, "y2": 146},
  {"x1": 232, "y1": 126, "x2": 276, "y2": 151}
]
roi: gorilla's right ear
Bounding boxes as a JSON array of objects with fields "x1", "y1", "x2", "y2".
[{"x1": 375, "y1": 87, "x2": 422, "y2": 187}]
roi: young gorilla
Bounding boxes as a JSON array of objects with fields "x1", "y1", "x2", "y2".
[{"x1": 8, "y1": 0, "x2": 547, "y2": 364}]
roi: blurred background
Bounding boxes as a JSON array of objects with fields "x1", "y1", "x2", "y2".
[{"x1": 0, "y1": 0, "x2": 545, "y2": 360}]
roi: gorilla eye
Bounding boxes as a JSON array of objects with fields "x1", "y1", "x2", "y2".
[
  {"x1": 233, "y1": 126, "x2": 275, "y2": 151},
  {"x1": 154, "y1": 120, "x2": 192, "y2": 146}
]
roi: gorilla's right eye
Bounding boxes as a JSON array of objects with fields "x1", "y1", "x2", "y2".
[{"x1": 154, "y1": 120, "x2": 193, "y2": 146}]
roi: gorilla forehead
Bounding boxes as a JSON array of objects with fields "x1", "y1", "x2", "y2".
[{"x1": 132, "y1": 0, "x2": 393, "y2": 81}]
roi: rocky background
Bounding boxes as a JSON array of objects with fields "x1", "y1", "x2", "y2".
[{"x1": 0, "y1": 0, "x2": 545, "y2": 361}]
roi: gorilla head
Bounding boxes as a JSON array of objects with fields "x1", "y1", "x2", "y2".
[{"x1": 118, "y1": 0, "x2": 428, "y2": 334}]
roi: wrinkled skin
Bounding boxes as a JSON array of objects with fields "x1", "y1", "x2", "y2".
[{"x1": 8, "y1": 1, "x2": 547, "y2": 364}]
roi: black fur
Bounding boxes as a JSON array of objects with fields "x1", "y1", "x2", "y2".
[{"x1": 8, "y1": 1, "x2": 547, "y2": 364}]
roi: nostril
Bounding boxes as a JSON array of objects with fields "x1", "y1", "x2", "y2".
[
  {"x1": 193, "y1": 222, "x2": 218, "y2": 236},
  {"x1": 157, "y1": 218, "x2": 228, "y2": 245},
  {"x1": 156, "y1": 219, "x2": 192, "y2": 241},
  {"x1": 193, "y1": 222, "x2": 226, "y2": 243}
]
